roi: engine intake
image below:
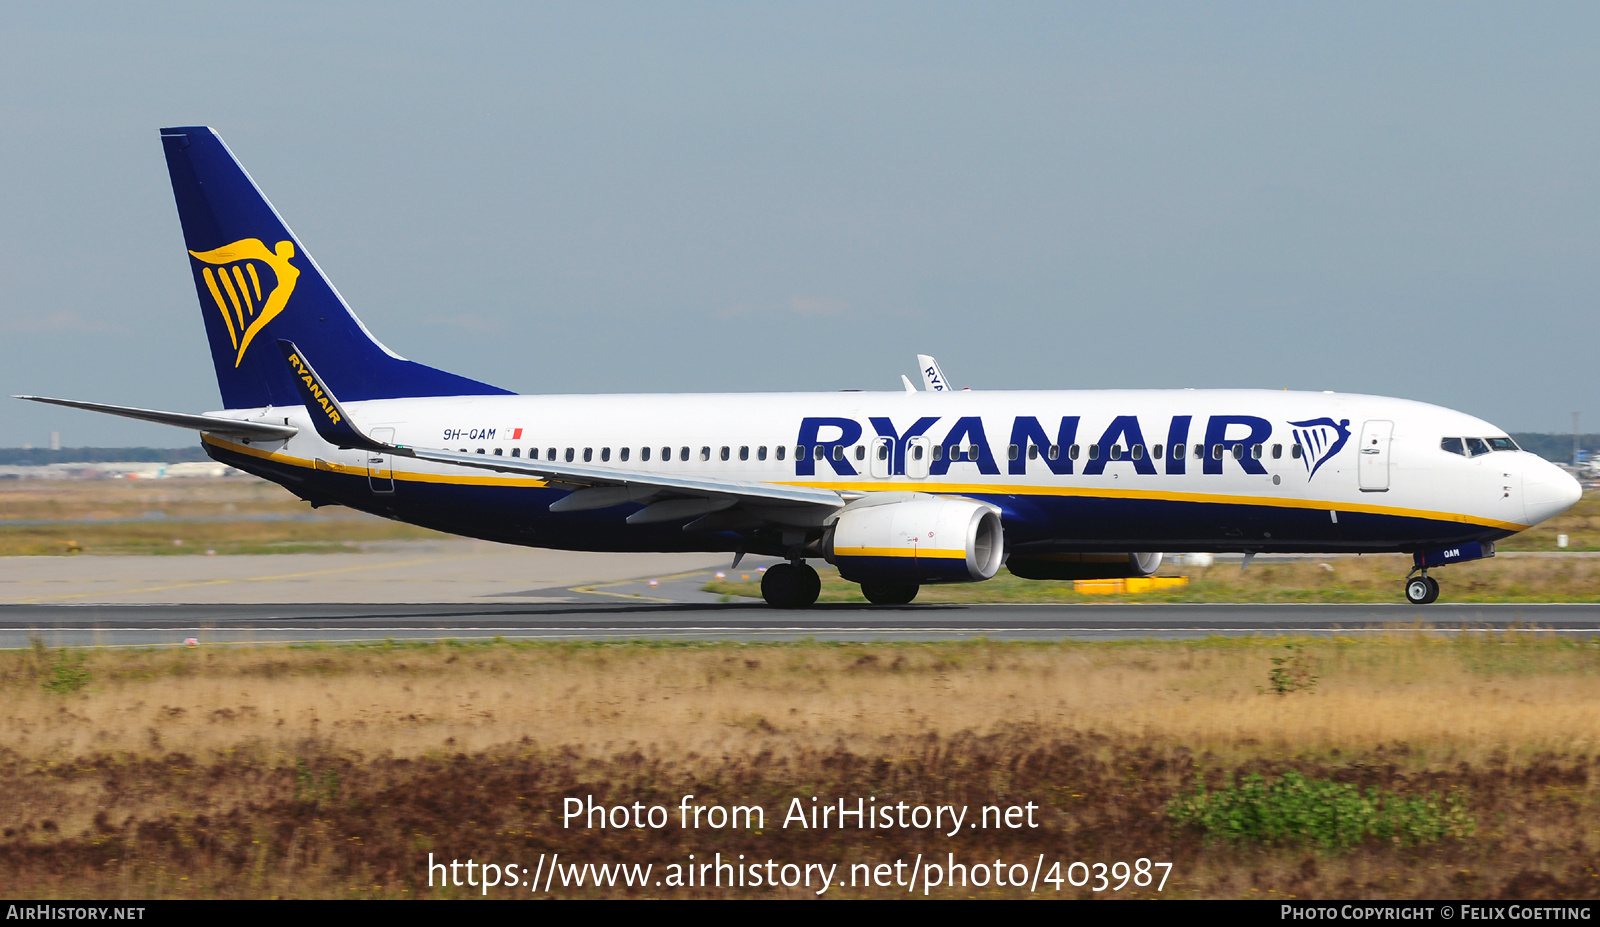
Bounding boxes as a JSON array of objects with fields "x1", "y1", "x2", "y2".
[{"x1": 824, "y1": 495, "x2": 1003, "y2": 584}]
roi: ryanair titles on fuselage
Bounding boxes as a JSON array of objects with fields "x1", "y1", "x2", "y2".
[{"x1": 792, "y1": 414, "x2": 1351, "y2": 480}]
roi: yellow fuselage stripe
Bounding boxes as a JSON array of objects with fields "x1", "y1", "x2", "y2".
[
  {"x1": 833, "y1": 547, "x2": 968, "y2": 559},
  {"x1": 780, "y1": 480, "x2": 1528, "y2": 532}
]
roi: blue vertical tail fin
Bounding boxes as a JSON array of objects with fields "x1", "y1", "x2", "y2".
[{"x1": 159, "y1": 126, "x2": 512, "y2": 409}]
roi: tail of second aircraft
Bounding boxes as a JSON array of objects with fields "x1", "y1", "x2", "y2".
[{"x1": 159, "y1": 126, "x2": 512, "y2": 410}]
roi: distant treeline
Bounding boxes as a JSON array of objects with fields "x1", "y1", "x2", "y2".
[
  {"x1": 1509, "y1": 434, "x2": 1599, "y2": 464},
  {"x1": 0, "y1": 447, "x2": 209, "y2": 465}
]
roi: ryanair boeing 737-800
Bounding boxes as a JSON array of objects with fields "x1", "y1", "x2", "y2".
[{"x1": 16, "y1": 127, "x2": 1583, "y2": 608}]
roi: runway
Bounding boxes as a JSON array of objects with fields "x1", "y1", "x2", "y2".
[
  {"x1": 6, "y1": 600, "x2": 1600, "y2": 647},
  {"x1": 6, "y1": 543, "x2": 1599, "y2": 646}
]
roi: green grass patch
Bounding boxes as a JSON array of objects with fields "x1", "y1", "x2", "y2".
[{"x1": 1167, "y1": 770, "x2": 1476, "y2": 848}]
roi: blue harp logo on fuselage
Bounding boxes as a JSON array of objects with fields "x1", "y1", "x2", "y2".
[
  {"x1": 189, "y1": 239, "x2": 301, "y2": 367},
  {"x1": 1289, "y1": 417, "x2": 1352, "y2": 480}
]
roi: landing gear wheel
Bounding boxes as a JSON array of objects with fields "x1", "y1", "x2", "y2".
[
  {"x1": 762, "y1": 562, "x2": 821, "y2": 608},
  {"x1": 860, "y1": 581, "x2": 919, "y2": 605},
  {"x1": 795, "y1": 562, "x2": 821, "y2": 607},
  {"x1": 1405, "y1": 576, "x2": 1440, "y2": 605},
  {"x1": 761, "y1": 563, "x2": 801, "y2": 608}
]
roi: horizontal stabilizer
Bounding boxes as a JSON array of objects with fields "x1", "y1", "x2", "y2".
[{"x1": 13, "y1": 395, "x2": 299, "y2": 439}]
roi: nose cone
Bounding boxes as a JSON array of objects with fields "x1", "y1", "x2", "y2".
[{"x1": 1524, "y1": 457, "x2": 1583, "y2": 526}]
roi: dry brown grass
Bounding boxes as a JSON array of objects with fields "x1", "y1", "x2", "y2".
[
  {"x1": 0, "y1": 479, "x2": 445, "y2": 555},
  {"x1": 3, "y1": 637, "x2": 1600, "y2": 898},
  {"x1": 6, "y1": 636, "x2": 1599, "y2": 766}
]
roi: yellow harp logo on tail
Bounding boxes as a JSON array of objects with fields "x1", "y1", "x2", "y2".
[{"x1": 188, "y1": 239, "x2": 301, "y2": 367}]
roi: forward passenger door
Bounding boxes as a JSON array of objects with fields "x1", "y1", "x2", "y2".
[{"x1": 1358, "y1": 420, "x2": 1392, "y2": 492}]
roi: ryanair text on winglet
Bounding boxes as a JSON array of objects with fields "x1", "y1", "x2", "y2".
[{"x1": 285, "y1": 352, "x2": 342, "y2": 425}]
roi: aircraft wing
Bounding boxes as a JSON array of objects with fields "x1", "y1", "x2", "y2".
[
  {"x1": 277, "y1": 340, "x2": 845, "y2": 516},
  {"x1": 405, "y1": 446, "x2": 844, "y2": 509},
  {"x1": 13, "y1": 395, "x2": 300, "y2": 439}
]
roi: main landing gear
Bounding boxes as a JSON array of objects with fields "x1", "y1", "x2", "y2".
[
  {"x1": 860, "y1": 581, "x2": 919, "y2": 605},
  {"x1": 761, "y1": 561, "x2": 822, "y2": 608},
  {"x1": 1404, "y1": 572, "x2": 1441, "y2": 605},
  {"x1": 759, "y1": 562, "x2": 922, "y2": 608}
]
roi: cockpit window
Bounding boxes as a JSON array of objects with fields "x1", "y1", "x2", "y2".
[
  {"x1": 1487, "y1": 437, "x2": 1519, "y2": 452},
  {"x1": 1464, "y1": 437, "x2": 1491, "y2": 457},
  {"x1": 1441, "y1": 437, "x2": 1466, "y2": 456}
]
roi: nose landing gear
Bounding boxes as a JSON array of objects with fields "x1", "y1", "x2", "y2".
[
  {"x1": 1404, "y1": 541, "x2": 1495, "y2": 605},
  {"x1": 1404, "y1": 572, "x2": 1440, "y2": 605}
]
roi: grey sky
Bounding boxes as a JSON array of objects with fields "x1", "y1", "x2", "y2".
[{"x1": 2, "y1": 2, "x2": 1595, "y2": 446}]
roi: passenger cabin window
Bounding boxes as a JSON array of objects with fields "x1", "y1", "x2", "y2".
[
  {"x1": 1047, "y1": 445, "x2": 1060, "y2": 460},
  {"x1": 1441, "y1": 437, "x2": 1466, "y2": 456},
  {"x1": 740, "y1": 446, "x2": 749, "y2": 461},
  {"x1": 620, "y1": 447, "x2": 629, "y2": 462},
  {"x1": 854, "y1": 445, "x2": 865, "y2": 461},
  {"x1": 1251, "y1": 444, "x2": 1263, "y2": 459},
  {"x1": 757, "y1": 446, "x2": 767, "y2": 461},
  {"x1": 831, "y1": 446, "x2": 843, "y2": 461},
  {"x1": 1027, "y1": 445, "x2": 1038, "y2": 460},
  {"x1": 547, "y1": 448, "x2": 557, "y2": 461},
  {"x1": 493, "y1": 448, "x2": 503, "y2": 456},
  {"x1": 775, "y1": 446, "x2": 785, "y2": 461},
  {"x1": 1194, "y1": 444, "x2": 1204, "y2": 460},
  {"x1": 1232, "y1": 445, "x2": 1244, "y2": 460},
  {"x1": 661, "y1": 447, "x2": 670, "y2": 461},
  {"x1": 1109, "y1": 445, "x2": 1122, "y2": 460},
  {"x1": 1212, "y1": 444, "x2": 1224, "y2": 460},
  {"x1": 1291, "y1": 444, "x2": 1303, "y2": 459},
  {"x1": 719, "y1": 446, "x2": 729, "y2": 461},
  {"x1": 1271, "y1": 444, "x2": 1282, "y2": 459},
  {"x1": 1068, "y1": 445, "x2": 1080, "y2": 459},
  {"x1": 582, "y1": 448, "x2": 593, "y2": 462},
  {"x1": 1008, "y1": 444, "x2": 1020, "y2": 461},
  {"x1": 641, "y1": 447, "x2": 650, "y2": 461},
  {"x1": 680, "y1": 447, "x2": 690, "y2": 461},
  {"x1": 1487, "y1": 437, "x2": 1519, "y2": 452},
  {"x1": 1152, "y1": 444, "x2": 1163, "y2": 460},
  {"x1": 601, "y1": 447, "x2": 610, "y2": 462},
  {"x1": 476, "y1": 448, "x2": 486, "y2": 455},
  {"x1": 912, "y1": 445, "x2": 925, "y2": 460},
  {"x1": 1087, "y1": 445, "x2": 1100, "y2": 460},
  {"x1": 1132, "y1": 444, "x2": 1144, "y2": 460},
  {"x1": 876, "y1": 444, "x2": 889, "y2": 460},
  {"x1": 1465, "y1": 437, "x2": 1491, "y2": 457},
  {"x1": 1172, "y1": 443, "x2": 1184, "y2": 459},
  {"x1": 701, "y1": 447, "x2": 711, "y2": 461},
  {"x1": 511, "y1": 448, "x2": 520, "y2": 458},
  {"x1": 932, "y1": 445, "x2": 942, "y2": 461}
]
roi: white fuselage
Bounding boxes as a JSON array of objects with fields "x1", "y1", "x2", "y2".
[{"x1": 203, "y1": 388, "x2": 1580, "y2": 557}]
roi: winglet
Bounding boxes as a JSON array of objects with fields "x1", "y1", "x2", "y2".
[
  {"x1": 916, "y1": 354, "x2": 951, "y2": 392},
  {"x1": 900, "y1": 374, "x2": 917, "y2": 393},
  {"x1": 277, "y1": 340, "x2": 393, "y2": 452}
]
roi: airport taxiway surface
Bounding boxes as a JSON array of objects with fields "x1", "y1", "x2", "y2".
[
  {"x1": 7, "y1": 601, "x2": 1600, "y2": 648},
  {"x1": 6, "y1": 544, "x2": 1599, "y2": 646}
]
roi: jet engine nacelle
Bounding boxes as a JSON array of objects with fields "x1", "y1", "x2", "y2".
[
  {"x1": 1007, "y1": 552, "x2": 1163, "y2": 581},
  {"x1": 823, "y1": 495, "x2": 1004, "y2": 584}
]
